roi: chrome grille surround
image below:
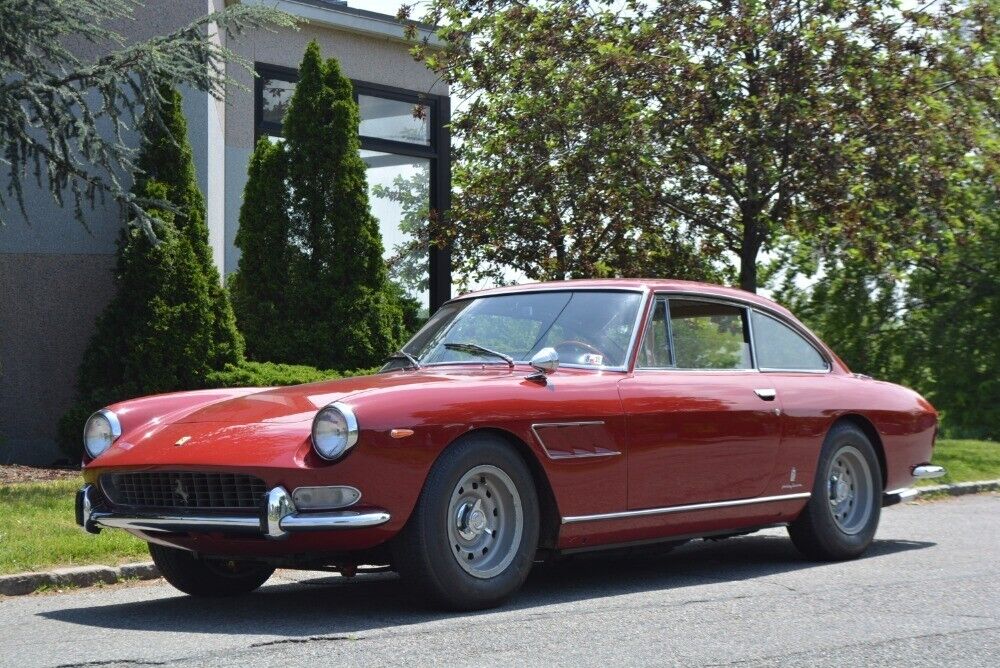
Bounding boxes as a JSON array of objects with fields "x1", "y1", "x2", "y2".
[{"x1": 101, "y1": 471, "x2": 267, "y2": 510}]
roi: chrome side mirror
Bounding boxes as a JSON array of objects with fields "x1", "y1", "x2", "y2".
[{"x1": 527, "y1": 347, "x2": 559, "y2": 382}]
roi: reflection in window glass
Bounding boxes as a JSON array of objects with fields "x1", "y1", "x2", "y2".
[
  {"x1": 260, "y1": 77, "x2": 295, "y2": 128},
  {"x1": 637, "y1": 299, "x2": 672, "y2": 367},
  {"x1": 401, "y1": 291, "x2": 643, "y2": 368},
  {"x1": 362, "y1": 150, "x2": 430, "y2": 312},
  {"x1": 359, "y1": 95, "x2": 431, "y2": 145},
  {"x1": 669, "y1": 300, "x2": 751, "y2": 369},
  {"x1": 751, "y1": 311, "x2": 827, "y2": 370}
]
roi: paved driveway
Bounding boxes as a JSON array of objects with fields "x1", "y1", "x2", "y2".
[{"x1": 1, "y1": 495, "x2": 997, "y2": 667}]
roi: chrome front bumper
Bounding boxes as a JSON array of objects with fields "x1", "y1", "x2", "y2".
[{"x1": 76, "y1": 484, "x2": 390, "y2": 540}]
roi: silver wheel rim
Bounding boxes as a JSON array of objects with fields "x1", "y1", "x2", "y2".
[
  {"x1": 827, "y1": 445, "x2": 873, "y2": 535},
  {"x1": 447, "y1": 464, "x2": 523, "y2": 579}
]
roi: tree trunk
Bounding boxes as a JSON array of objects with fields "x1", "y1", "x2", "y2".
[{"x1": 739, "y1": 215, "x2": 761, "y2": 293}]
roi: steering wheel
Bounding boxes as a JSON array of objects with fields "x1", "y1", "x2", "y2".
[{"x1": 553, "y1": 339, "x2": 606, "y2": 365}]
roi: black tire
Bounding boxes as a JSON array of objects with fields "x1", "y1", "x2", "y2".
[
  {"x1": 391, "y1": 433, "x2": 540, "y2": 610},
  {"x1": 788, "y1": 422, "x2": 883, "y2": 561},
  {"x1": 149, "y1": 543, "x2": 274, "y2": 597}
]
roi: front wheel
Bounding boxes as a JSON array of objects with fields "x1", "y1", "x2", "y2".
[
  {"x1": 149, "y1": 543, "x2": 275, "y2": 597},
  {"x1": 788, "y1": 422, "x2": 882, "y2": 561},
  {"x1": 392, "y1": 434, "x2": 540, "y2": 610}
]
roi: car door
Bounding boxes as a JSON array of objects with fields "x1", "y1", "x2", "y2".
[{"x1": 619, "y1": 296, "x2": 783, "y2": 509}]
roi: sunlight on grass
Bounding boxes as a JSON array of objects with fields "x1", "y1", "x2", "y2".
[
  {"x1": 0, "y1": 480, "x2": 147, "y2": 575},
  {"x1": 919, "y1": 439, "x2": 1000, "y2": 487}
]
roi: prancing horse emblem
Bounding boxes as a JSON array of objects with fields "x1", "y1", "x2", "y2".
[
  {"x1": 174, "y1": 436, "x2": 192, "y2": 447},
  {"x1": 173, "y1": 479, "x2": 189, "y2": 505}
]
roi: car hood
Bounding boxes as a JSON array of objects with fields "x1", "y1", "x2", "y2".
[{"x1": 175, "y1": 367, "x2": 518, "y2": 424}]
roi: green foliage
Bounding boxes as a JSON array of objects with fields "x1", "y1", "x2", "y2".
[
  {"x1": 230, "y1": 137, "x2": 294, "y2": 361},
  {"x1": 63, "y1": 87, "x2": 244, "y2": 460},
  {"x1": 408, "y1": 0, "x2": 997, "y2": 292},
  {"x1": 232, "y1": 42, "x2": 407, "y2": 369},
  {"x1": 0, "y1": 0, "x2": 294, "y2": 235},
  {"x1": 203, "y1": 361, "x2": 377, "y2": 389},
  {"x1": 406, "y1": 1, "x2": 724, "y2": 286}
]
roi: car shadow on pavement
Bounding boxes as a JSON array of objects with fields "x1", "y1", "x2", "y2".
[{"x1": 39, "y1": 533, "x2": 934, "y2": 638}]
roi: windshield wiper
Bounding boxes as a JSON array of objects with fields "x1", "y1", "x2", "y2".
[
  {"x1": 444, "y1": 342, "x2": 515, "y2": 368},
  {"x1": 386, "y1": 350, "x2": 422, "y2": 369}
]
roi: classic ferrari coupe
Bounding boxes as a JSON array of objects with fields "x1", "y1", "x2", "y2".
[{"x1": 76, "y1": 279, "x2": 944, "y2": 609}]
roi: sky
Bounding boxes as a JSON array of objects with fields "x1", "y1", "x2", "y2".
[{"x1": 343, "y1": 0, "x2": 422, "y2": 17}]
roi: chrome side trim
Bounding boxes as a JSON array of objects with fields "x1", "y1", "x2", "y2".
[
  {"x1": 530, "y1": 421, "x2": 621, "y2": 460},
  {"x1": 882, "y1": 487, "x2": 919, "y2": 507},
  {"x1": 561, "y1": 492, "x2": 811, "y2": 524},
  {"x1": 912, "y1": 465, "x2": 946, "y2": 479}
]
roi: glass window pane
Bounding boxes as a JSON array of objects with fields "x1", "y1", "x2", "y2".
[
  {"x1": 359, "y1": 94, "x2": 431, "y2": 145},
  {"x1": 751, "y1": 311, "x2": 827, "y2": 370},
  {"x1": 637, "y1": 299, "x2": 672, "y2": 367},
  {"x1": 362, "y1": 150, "x2": 431, "y2": 313},
  {"x1": 260, "y1": 77, "x2": 295, "y2": 128},
  {"x1": 669, "y1": 300, "x2": 751, "y2": 369},
  {"x1": 403, "y1": 291, "x2": 643, "y2": 368}
]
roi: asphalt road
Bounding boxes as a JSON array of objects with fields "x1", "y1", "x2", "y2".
[{"x1": 1, "y1": 494, "x2": 997, "y2": 668}]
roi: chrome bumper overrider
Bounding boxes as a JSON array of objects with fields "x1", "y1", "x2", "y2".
[
  {"x1": 882, "y1": 464, "x2": 947, "y2": 507},
  {"x1": 76, "y1": 484, "x2": 390, "y2": 540}
]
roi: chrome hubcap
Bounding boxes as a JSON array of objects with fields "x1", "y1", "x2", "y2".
[
  {"x1": 827, "y1": 445, "x2": 873, "y2": 535},
  {"x1": 447, "y1": 464, "x2": 523, "y2": 579}
]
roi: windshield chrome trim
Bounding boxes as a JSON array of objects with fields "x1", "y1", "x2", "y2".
[
  {"x1": 412, "y1": 287, "x2": 650, "y2": 373},
  {"x1": 445, "y1": 285, "x2": 648, "y2": 305}
]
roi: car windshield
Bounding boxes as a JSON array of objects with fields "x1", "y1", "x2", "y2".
[{"x1": 389, "y1": 290, "x2": 644, "y2": 370}]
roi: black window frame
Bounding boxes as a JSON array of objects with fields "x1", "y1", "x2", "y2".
[{"x1": 253, "y1": 63, "x2": 452, "y2": 311}]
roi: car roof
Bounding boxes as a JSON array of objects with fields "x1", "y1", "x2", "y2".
[{"x1": 451, "y1": 279, "x2": 795, "y2": 319}]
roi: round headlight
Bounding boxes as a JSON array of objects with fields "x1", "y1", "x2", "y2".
[
  {"x1": 311, "y1": 403, "x2": 359, "y2": 461},
  {"x1": 83, "y1": 409, "x2": 121, "y2": 459}
]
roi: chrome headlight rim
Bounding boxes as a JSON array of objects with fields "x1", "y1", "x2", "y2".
[
  {"x1": 83, "y1": 409, "x2": 122, "y2": 460},
  {"x1": 311, "y1": 402, "x2": 359, "y2": 461}
]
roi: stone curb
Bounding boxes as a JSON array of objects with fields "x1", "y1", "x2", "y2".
[
  {"x1": 913, "y1": 479, "x2": 1000, "y2": 498},
  {"x1": 0, "y1": 561, "x2": 159, "y2": 597}
]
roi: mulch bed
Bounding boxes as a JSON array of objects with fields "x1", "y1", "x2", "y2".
[{"x1": 0, "y1": 465, "x2": 82, "y2": 485}]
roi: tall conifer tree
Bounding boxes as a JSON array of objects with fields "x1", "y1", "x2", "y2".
[
  {"x1": 64, "y1": 86, "x2": 244, "y2": 457},
  {"x1": 231, "y1": 137, "x2": 293, "y2": 361},
  {"x1": 235, "y1": 41, "x2": 404, "y2": 369}
]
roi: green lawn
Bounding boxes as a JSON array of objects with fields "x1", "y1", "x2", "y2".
[
  {"x1": 0, "y1": 480, "x2": 147, "y2": 576},
  {"x1": 918, "y1": 439, "x2": 1000, "y2": 487}
]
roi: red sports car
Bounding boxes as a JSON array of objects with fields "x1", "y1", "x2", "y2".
[{"x1": 76, "y1": 279, "x2": 944, "y2": 609}]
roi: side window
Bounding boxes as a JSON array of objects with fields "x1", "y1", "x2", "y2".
[
  {"x1": 751, "y1": 311, "x2": 828, "y2": 371},
  {"x1": 669, "y1": 299, "x2": 752, "y2": 370},
  {"x1": 637, "y1": 298, "x2": 672, "y2": 367}
]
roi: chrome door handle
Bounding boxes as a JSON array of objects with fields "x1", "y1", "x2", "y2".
[{"x1": 754, "y1": 388, "x2": 776, "y2": 401}]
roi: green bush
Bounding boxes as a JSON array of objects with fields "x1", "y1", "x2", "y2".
[
  {"x1": 203, "y1": 361, "x2": 378, "y2": 388},
  {"x1": 61, "y1": 86, "x2": 244, "y2": 461},
  {"x1": 231, "y1": 41, "x2": 408, "y2": 370}
]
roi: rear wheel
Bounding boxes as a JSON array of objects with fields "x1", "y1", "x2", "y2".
[
  {"x1": 788, "y1": 422, "x2": 882, "y2": 560},
  {"x1": 149, "y1": 543, "x2": 274, "y2": 597},
  {"x1": 392, "y1": 434, "x2": 540, "y2": 610}
]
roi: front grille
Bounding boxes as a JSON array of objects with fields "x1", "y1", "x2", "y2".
[{"x1": 102, "y1": 471, "x2": 267, "y2": 510}]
